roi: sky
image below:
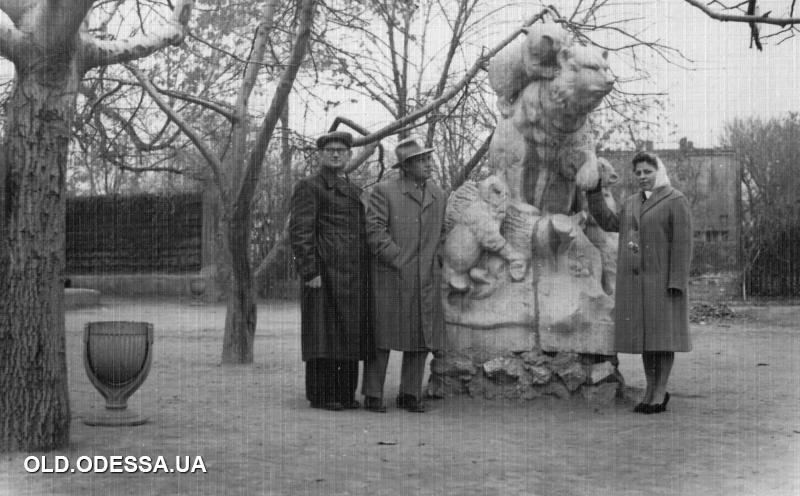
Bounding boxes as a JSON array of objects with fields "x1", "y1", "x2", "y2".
[
  {"x1": 612, "y1": 1, "x2": 800, "y2": 147},
  {"x1": 0, "y1": 1, "x2": 798, "y2": 149}
]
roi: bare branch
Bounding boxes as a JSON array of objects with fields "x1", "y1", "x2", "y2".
[
  {"x1": 237, "y1": 0, "x2": 281, "y2": 117},
  {"x1": 128, "y1": 64, "x2": 228, "y2": 204},
  {"x1": 425, "y1": 0, "x2": 475, "y2": 146},
  {"x1": 351, "y1": 8, "x2": 550, "y2": 147},
  {"x1": 151, "y1": 86, "x2": 238, "y2": 122},
  {"x1": 234, "y1": 0, "x2": 316, "y2": 214},
  {"x1": 81, "y1": 75, "x2": 238, "y2": 121},
  {"x1": 684, "y1": 0, "x2": 800, "y2": 26},
  {"x1": 227, "y1": 0, "x2": 281, "y2": 198},
  {"x1": 80, "y1": 84, "x2": 181, "y2": 152},
  {"x1": 344, "y1": 143, "x2": 379, "y2": 174},
  {"x1": 449, "y1": 128, "x2": 493, "y2": 191},
  {"x1": 98, "y1": 106, "x2": 181, "y2": 152},
  {"x1": 80, "y1": 0, "x2": 193, "y2": 69}
]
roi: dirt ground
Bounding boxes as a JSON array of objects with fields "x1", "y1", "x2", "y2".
[{"x1": 1, "y1": 298, "x2": 798, "y2": 496}]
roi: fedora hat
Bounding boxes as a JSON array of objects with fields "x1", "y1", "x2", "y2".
[
  {"x1": 316, "y1": 131, "x2": 354, "y2": 149},
  {"x1": 393, "y1": 137, "x2": 434, "y2": 168}
]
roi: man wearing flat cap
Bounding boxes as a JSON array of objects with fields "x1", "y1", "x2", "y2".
[
  {"x1": 361, "y1": 137, "x2": 447, "y2": 413},
  {"x1": 289, "y1": 131, "x2": 373, "y2": 411}
]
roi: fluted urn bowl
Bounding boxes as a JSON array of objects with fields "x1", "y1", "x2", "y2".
[{"x1": 83, "y1": 321, "x2": 153, "y2": 426}]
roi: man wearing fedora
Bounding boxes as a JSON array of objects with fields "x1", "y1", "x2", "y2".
[
  {"x1": 361, "y1": 137, "x2": 447, "y2": 413},
  {"x1": 289, "y1": 131, "x2": 373, "y2": 411}
]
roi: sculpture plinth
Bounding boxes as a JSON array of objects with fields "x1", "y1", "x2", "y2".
[
  {"x1": 83, "y1": 321, "x2": 153, "y2": 426},
  {"x1": 431, "y1": 22, "x2": 623, "y2": 407}
]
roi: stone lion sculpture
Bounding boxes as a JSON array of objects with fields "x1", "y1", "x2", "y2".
[
  {"x1": 443, "y1": 176, "x2": 527, "y2": 293},
  {"x1": 488, "y1": 23, "x2": 570, "y2": 118},
  {"x1": 487, "y1": 23, "x2": 615, "y2": 213}
]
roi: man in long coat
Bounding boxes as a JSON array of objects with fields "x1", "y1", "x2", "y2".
[
  {"x1": 361, "y1": 138, "x2": 447, "y2": 413},
  {"x1": 289, "y1": 131, "x2": 372, "y2": 411}
]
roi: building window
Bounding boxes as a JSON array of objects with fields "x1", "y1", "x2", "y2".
[{"x1": 704, "y1": 230, "x2": 729, "y2": 242}]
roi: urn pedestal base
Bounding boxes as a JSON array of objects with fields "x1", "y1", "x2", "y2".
[{"x1": 83, "y1": 409, "x2": 149, "y2": 427}]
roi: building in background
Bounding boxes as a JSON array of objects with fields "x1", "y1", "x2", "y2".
[{"x1": 600, "y1": 139, "x2": 741, "y2": 276}]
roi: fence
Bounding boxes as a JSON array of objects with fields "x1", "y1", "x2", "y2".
[
  {"x1": 746, "y1": 226, "x2": 800, "y2": 297},
  {"x1": 66, "y1": 192, "x2": 203, "y2": 274}
]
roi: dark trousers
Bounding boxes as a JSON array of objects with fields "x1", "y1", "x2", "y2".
[
  {"x1": 305, "y1": 358, "x2": 358, "y2": 405},
  {"x1": 362, "y1": 349, "x2": 428, "y2": 401}
]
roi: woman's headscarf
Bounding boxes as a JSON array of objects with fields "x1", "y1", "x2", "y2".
[{"x1": 632, "y1": 151, "x2": 671, "y2": 190}]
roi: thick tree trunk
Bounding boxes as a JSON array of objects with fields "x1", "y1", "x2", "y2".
[
  {"x1": 221, "y1": 208, "x2": 256, "y2": 364},
  {"x1": 0, "y1": 70, "x2": 77, "y2": 451}
]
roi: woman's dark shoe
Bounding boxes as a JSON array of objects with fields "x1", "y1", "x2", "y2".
[
  {"x1": 363, "y1": 396, "x2": 387, "y2": 413},
  {"x1": 633, "y1": 402, "x2": 648, "y2": 413},
  {"x1": 654, "y1": 392, "x2": 670, "y2": 413},
  {"x1": 644, "y1": 392, "x2": 670, "y2": 414},
  {"x1": 396, "y1": 394, "x2": 426, "y2": 413}
]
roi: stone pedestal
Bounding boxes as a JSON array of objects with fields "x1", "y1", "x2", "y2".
[
  {"x1": 537, "y1": 273, "x2": 615, "y2": 354},
  {"x1": 434, "y1": 194, "x2": 621, "y2": 405}
]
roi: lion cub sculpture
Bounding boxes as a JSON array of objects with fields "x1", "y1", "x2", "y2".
[{"x1": 443, "y1": 176, "x2": 527, "y2": 294}]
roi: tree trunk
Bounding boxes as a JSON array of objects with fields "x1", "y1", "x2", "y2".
[
  {"x1": 0, "y1": 69, "x2": 77, "y2": 451},
  {"x1": 221, "y1": 207, "x2": 256, "y2": 363}
]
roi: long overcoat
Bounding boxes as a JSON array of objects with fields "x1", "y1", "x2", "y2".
[
  {"x1": 289, "y1": 167, "x2": 372, "y2": 361},
  {"x1": 365, "y1": 175, "x2": 447, "y2": 352},
  {"x1": 589, "y1": 185, "x2": 693, "y2": 352}
]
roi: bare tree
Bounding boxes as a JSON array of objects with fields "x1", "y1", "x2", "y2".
[
  {"x1": 314, "y1": 0, "x2": 508, "y2": 186},
  {"x1": 129, "y1": 0, "x2": 317, "y2": 364},
  {"x1": 684, "y1": 0, "x2": 800, "y2": 48},
  {"x1": 721, "y1": 113, "x2": 800, "y2": 295},
  {"x1": 0, "y1": 0, "x2": 193, "y2": 452}
]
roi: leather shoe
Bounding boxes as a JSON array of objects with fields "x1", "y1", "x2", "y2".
[
  {"x1": 310, "y1": 401, "x2": 344, "y2": 411},
  {"x1": 340, "y1": 400, "x2": 361, "y2": 410},
  {"x1": 396, "y1": 394, "x2": 426, "y2": 413},
  {"x1": 363, "y1": 396, "x2": 387, "y2": 413},
  {"x1": 632, "y1": 402, "x2": 648, "y2": 413}
]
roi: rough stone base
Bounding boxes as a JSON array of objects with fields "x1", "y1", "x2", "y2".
[
  {"x1": 428, "y1": 350, "x2": 624, "y2": 408},
  {"x1": 445, "y1": 324, "x2": 536, "y2": 363}
]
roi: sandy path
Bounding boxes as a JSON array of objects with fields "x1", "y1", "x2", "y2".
[{"x1": 0, "y1": 299, "x2": 798, "y2": 495}]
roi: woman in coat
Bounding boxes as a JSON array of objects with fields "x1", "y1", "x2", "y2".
[
  {"x1": 588, "y1": 151, "x2": 693, "y2": 414},
  {"x1": 289, "y1": 131, "x2": 372, "y2": 411}
]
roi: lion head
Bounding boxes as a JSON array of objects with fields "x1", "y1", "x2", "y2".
[
  {"x1": 548, "y1": 46, "x2": 615, "y2": 122},
  {"x1": 597, "y1": 157, "x2": 619, "y2": 186},
  {"x1": 478, "y1": 176, "x2": 509, "y2": 223}
]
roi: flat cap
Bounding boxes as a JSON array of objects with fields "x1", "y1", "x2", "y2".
[{"x1": 316, "y1": 131, "x2": 354, "y2": 149}]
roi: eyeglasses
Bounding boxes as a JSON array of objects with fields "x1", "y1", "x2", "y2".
[{"x1": 323, "y1": 147, "x2": 349, "y2": 155}]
